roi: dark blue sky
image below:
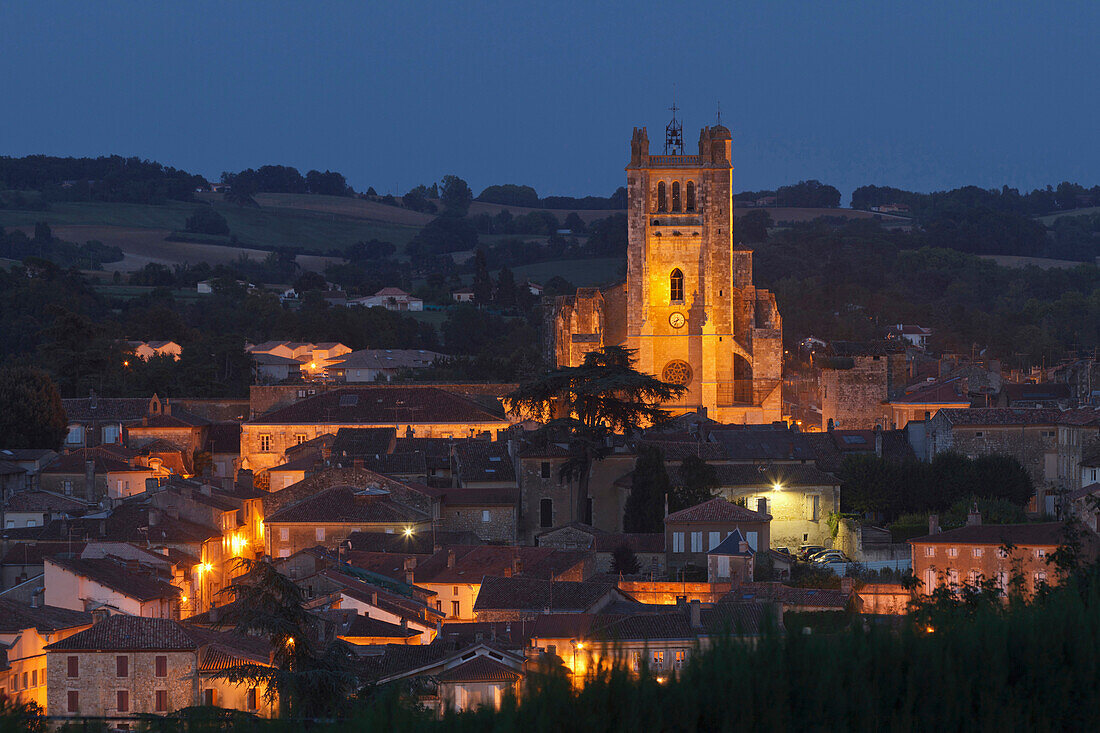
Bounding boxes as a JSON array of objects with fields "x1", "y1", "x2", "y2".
[{"x1": 3, "y1": 2, "x2": 1097, "y2": 203}]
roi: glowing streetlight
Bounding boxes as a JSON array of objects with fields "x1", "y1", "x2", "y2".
[
  {"x1": 772, "y1": 482, "x2": 783, "y2": 492},
  {"x1": 403, "y1": 527, "x2": 414, "y2": 537}
]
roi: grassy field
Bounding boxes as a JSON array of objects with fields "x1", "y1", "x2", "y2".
[
  {"x1": 512, "y1": 257, "x2": 626, "y2": 287},
  {"x1": 980, "y1": 254, "x2": 1089, "y2": 270},
  {"x1": 1037, "y1": 206, "x2": 1100, "y2": 225}
]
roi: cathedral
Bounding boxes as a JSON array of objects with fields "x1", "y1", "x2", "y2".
[{"x1": 546, "y1": 115, "x2": 784, "y2": 424}]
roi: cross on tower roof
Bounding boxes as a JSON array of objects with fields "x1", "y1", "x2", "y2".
[{"x1": 665, "y1": 102, "x2": 683, "y2": 155}]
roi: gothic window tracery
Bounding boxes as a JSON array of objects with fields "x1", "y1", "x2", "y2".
[
  {"x1": 672, "y1": 181, "x2": 681, "y2": 212},
  {"x1": 662, "y1": 360, "x2": 693, "y2": 387},
  {"x1": 670, "y1": 268, "x2": 684, "y2": 302},
  {"x1": 657, "y1": 181, "x2": 667, "y2": 211},
  {"x1": 686, "y1": 181, "x2": 696, "y2": 211}
]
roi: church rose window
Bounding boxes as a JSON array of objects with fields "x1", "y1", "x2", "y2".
[
  {"x1": 670, "y1": 269, "x2": 684, "y2": 302},
  {"x1": 662, "y1": 360, "x2": 693, "y2": 387},
  {"x1": 686, "y1": 181, "x2": 696, "y2": 211},
  {"x1": 657, "y1": 181, "x2": 667, "y2": 211},
  {"x1": 672, "y1": 181, "x2": 681, "y2": 211}
]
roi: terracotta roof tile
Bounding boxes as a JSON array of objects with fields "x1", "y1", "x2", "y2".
[
  {"x1": 909, "y1": 522, "x2": 1069, "y2": 546},
  {"x1": 45, "y1": 615, "x2": 195, "y2": 651},
  {"x1": 665, "y1": 498, "x2": 770, "y2": 523},
  {"x1": 250, "y1": 387, "x2": 507, "y2": 426}
]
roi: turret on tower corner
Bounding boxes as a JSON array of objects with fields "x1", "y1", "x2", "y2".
[{"x1": 629, "y1": 127, "x2": 650, "y2": 167}]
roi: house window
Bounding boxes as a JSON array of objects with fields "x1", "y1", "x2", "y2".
[
  {"x1": 924, "y1": 568, "x2": 936, "y2": 591},
  {"x1": 708, "y1": 532, "x2": 721, "y2": 551},
  {"x1": 745, "y1": 531, "x2": 758, "y2": 551},
  {"x1": 67, "y1": 691, "x2": 79, "y2": 714},
  {"x1": 155, "y1": 690, "x2": 168, "y2": 712},
  {"x1": 63, "y1": 480, "x2": 73, "y2": 496},
  {"x1": 315, "y1": 527, "x2": 326, "y2": 542},
  {"x1": 116, "y1": 655, "x2": 128, "y2": 677},
  {"x1": 1035, "y1": 548, "x2": 1046, "y2": 559},
  {"x1": 31, "y1": 670, "x2": 36, "y2": 687},
  {"x1": 653, "y1": 650, "x2": 665, "y2": 669},
  {"x1": 540, "y1": 498, "x2": 553, "y2": 528},
  {"x1": 972, "y1": 548, "x2": 983, "y2": 558},
  {"x1": 1035, "y1": 571, "x2": 1047, "y2": 586},
  {"x1": 117, "y1": 690, "x2": 129, "y2": 713},
  {"x1": 925, "y1": 546, "x2": 935, "y2": 557},
  {"x1": 203, "y1": 689, "x2": 217, "y2": 707},
  {"x1": 294, "y1": 434, "x2": 307, "y2": 445},
  {"x1": 673, "y1": 532, "x2": 685, "y2": 553},
  {"x1": 967, "y1": 570, "x2": 979, "y2": 586},
  {"x1": 66, "y1": 425, "x2": 84, "y2": 445},
  {"x1": 436, "y1": 600, "x2": 442, "y2": 612},
  {"x1": 811, "y1": 495, "x2": 820, "y2": 522},
  {"x1": 690, "y1": 532, "x2": 703, "y2": 553},
  {"x1": 452, "y1": 600, "x2": 460, "y2": 617},
  {"x1": 630, "y1": 651, "x2": 642, "y2": 671},
  {"x1": 540, "y1": 461, "x2": 551, "y2": 479},
  {"x1": 670, "y1": 269, "x2": 684, "y2": 302},
  {"x1": 279, "y1": 528, "x2": 289, "y2": 542},
  {"x1": 996, "y1": 572, "x2": 1008, "y2": 591},
  {"x1": 67, "y1": 656, "x2": 79, "y2": 678},
  {"x1": 102, "y1": 424, "x2": 121, "y2": 444},
  {"x1": 260, "y1": 434, "x2": 272, "y2": 452},
  {"x1": 997, "y1": 548, "x2": 1009, "y2": 559},
  {"x1": 974, "y1": 431, "x2": 983, "y2": 438},
  {"x1": 675, "y1": 650, "x2": 686, "y2": 669},
  {"x1": 26, "y1": 520, "x2": 35, "y2": 528},
  {"x1": 481, "y1": 510, "x2": 491, "y2": 523},
  {"x1": 947, "y1": 569, "x2": 959, "y2": 586},
  {"x1": 247, "y1": 688, "x2": 258, "y2": 711},
  {"x1": 947, "y1": 547, "x2": 958, "y2": 558},
  {"x1": 155, "y1": 656, "x2": 167, "y2": 677},
  {"x1": 278, "y1": 549, "x2": 290, "y2": 558}
]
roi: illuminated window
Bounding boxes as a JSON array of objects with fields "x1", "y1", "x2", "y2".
[
  {"x1": 294, "y1": 434, "x2": 307, "y2": 445},
  {"x1": 947, "y1": 547, "x2": 958, "y2": 558},
  {"x1": 972, "y1": 548, "x2": 983, "y2": 558},
  {"x1": 657, "y1": 182, "x2": 667, "y2": 211},
  {"x1": 675, "y1": 650, "x2": 686, "y2": 669},
  {"x1": 653, "y1": 650, "x2": 665, "y2": 669},
  {"x1": 924, "y1": 546, "x2": 934, "y2": 557},
  {"x1": 686, "y1": 181, "x2": 696, "y2": 211},
  {"x1": 315, "y1": 527, "x2": 325, "y2": 542},
  {"x1": 670, "y1": 269, "x2": 684, "y2": 302},
  {"x1": 671, "y1": 181, "x2": 681, "y2": 212},
  {"x1": 260, "y1": 435, "x2": 272, "y2": 452}
]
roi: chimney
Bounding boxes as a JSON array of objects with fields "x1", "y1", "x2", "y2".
[
  {"x1": 688, "y1": 599, "x2": 702, "y2": 629},
  {"x1": 200, "y1": 483, "x2": 212, "y2": 497},
  {"x1": 739, "y1": 540, "x2": 749, "y2": 554},
  {"x1": 447, "y1": 549, "x2": 455, "y2": 568},
  {"x1": 89, "y1": 389, "x2": 98, "y2": 410},
  {"x1": 209, "y1": 604, "x2": 219, "y2": 623},
  {"x1": 148, "y1": 508, "x2": 160, "y2": 527},
  {"x1": 840, "y1": 577, "x2": 854, "y2": 596},
  {"x1": 827, "y1": 418, "x2": 835, "y2": 432},
  {"x1": 404, "y1": 557, "x2": 416, "y2": 585},
  {"x1": 353, "y1": 459, "x2": 364, "y2": 470},
  {"x1": 874, "y1": 425, "x2": 883, "y2": 458},
  {"x1": 371, "y1": 590, "x2": 378, "y2": 606},
  {"x1": 163, "y1": 399, "x2": 171, "y2": 416},
  {"x1": 30, "y1": 588, "x2": 42, "y2": 608},
  {"x1": 756, "y1": 498, "x2": 767, "y2": 515},
  {"x1": 512, "y1": 554, "x2": 522, "y2": 576},
  {"x1": 928, "y1": 514, "x2": 940, "y2": 535},
  {"x1": 967, "y1": 504, "x2": 982, "y2": 526}
]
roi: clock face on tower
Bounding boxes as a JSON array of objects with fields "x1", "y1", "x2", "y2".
[{"x1": 668, "y1": 311, "x2": 685, "y2": 329}]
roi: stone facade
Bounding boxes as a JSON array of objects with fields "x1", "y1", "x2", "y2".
[
  {"x1": 926, "y1": 410, "x2": 1058, "y2": 492},
  {"x1": 517, "y1": 452, "x2": 633, "y2": 544},
  {"x1": 546, "y1": 124, "x2": 784, "y2": 423},
  {"x1": 820, "y1": 347, "x2": 908, "y2": 430},
  {"x1": 47, "y1": 650, "x2": 196, "y2": 718},
  {"x1": 438, "y1": 504, "x2": 516, "y2": 543}
]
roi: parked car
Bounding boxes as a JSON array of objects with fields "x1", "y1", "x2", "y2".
[
  {"x1": 798, "y1": 545, "x2": 826, "y2": 560},
  {"x1": 812, "y1": 551, "x2": 851, "y2": 564}
]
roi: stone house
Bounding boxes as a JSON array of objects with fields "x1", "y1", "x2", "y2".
[
  {"x1": 0, "y1": 449, "x2": 57, "y2": 494},
  {"x1": 3, "y1": 491, "x2": 92, "y2": 530},
  {"x1": 1057, "y1": 407, "x2": 1100, "y2": 494},
  {"x1": 703, "y1": 464, "x2": 839, "y2": 550},
  {"x1": 0, "y1": 599, "x2": 92, "y2": 711},
  {"x1": 263, "y1": 483, "x2": 431, "y2": 560},
  {"x1": 60, "y1": 394, "x2": 148, "y2": 449},
  {"x1": 126, "y1": 340, "x2": 182, "y2": 361},
  {"x1": 908, "y1": 516, "x2": 1094, "y2": 597},
  {"x1": 536, "y1": 522, "x2": 665, "y2": 576},
  {"x1": 451, "y1": 441, "x2": 515, "y2": 489},
  {"x1": 884, "y1": 379, "x2": 971, "y2": 429},
  {"x1": 39, "y1": 449, "x2": 156, "y2": 502},
  {"x1": 124, "y1": 395, "x2": 210, "y2": 461},
  {"x1": 240, "y1": 387, "x2": 512, "y2": 475},
  {"x1": 706, "y1": 529, "x2": 756, "y2": 583},
  {"x1": 819, "y1": 341, "x2": 908, "y2": 430},
  {"x1": 373, "y1": 642, "x2": 524, "y2": 714},
  {"x1": 664, "y1": 498, "x2": 771, "y2": 576},
  {"x1": 413, "y1": 545, "x2": 593, "y2": 621},
  {"x1": 926, "y1": 408, "x2": 1061, "y2": 513},
  {"x1": 327, "y1": 349, "x2": 445, "y2": 383},
  {"x1": 438, "y1": 487, "x2": 518, "y2": 543},
  {"x1": 205, "y1": 422, "x2": 242, "y2": 480},
  {"x1": 44, "y1": 615, "x2": 273, "y2": 719}
]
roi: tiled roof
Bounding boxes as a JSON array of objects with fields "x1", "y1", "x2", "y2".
[
  {"x1": 666, "y1": 498, "x2": 770, "y2": 524},
  {"x1": 61, "y1": 397, "x2": 148, "y2": 422},
  {"x1": 1003, "y1": 383, "x2": 1072, "y2": 402},
  {"x1": 805, "y1": 430, "x2": 915, "y2": 473},
  {"x1": 318, "y1": 568, "x2": 442, "y2": 623},
  {"x1": 360, "y1": 452, "x2": 428, "y2": 477},
  {"x1": 45, "y1": 616, "x2": 196, "y2": 651},
  {"x1": 936, "y1": 408, "x2": 1062, "y2": 426},
  {"x1": 345, "y1": 530, "x2": 482, "y2": 555},
  {"x1": 265, "y1": 484, "x2": 430, "y2": 525},
  {"x1": 0, "y1": 449, "x2": 55, "y2": 462},
  {"x1": 374, "y1": 640, "x2": 456, "y2": 679},
  {"x1": 640, "y1": 440, "x2": 727, "y2": 462},
  {"x1": 414, "y1": 546, "x2": 591, "y2": 585},
  {"x1": 46, "y1": 556, "x2": 181, "y2": 601},
  {"x1": 472, "y1": 576, "x2": 616, "y2": 613},
  {"x1": 263, "y1": 467, "x2": 435, "y2": 517},
  {"x1": 829, "y1": 341, "x2": 906, "y2": 357},
  {"x1": 891, "y1": 380, "x2": 969, "y2": 405},
  {"x1": 517, "y1": 443, "x2": 573, "y2": 459},
  {"x1": 707, "y1": 463, "x2": 839, "y2": 489},
  {"x1": 2, "y1": 541, "x2": 87, "y2": 566},
  {"x1": 1060, "y1": 408, "x2": 1100, "y2": 427},
  {"x1": 453, "y1": 441, "x2": 516, "y2": 484},
  {"x1": 705, "y1": 428, "x2": 817, "y2": 461},
  {"x1": 332, "y1": 427, "x2": 398, "y2": 457},
  {"x1": 442, "y1": 487, "x2": 518, "y2": 506},
  {"x1": 4, "y1": 491, "x2": 91, "y2": 514},
  {"x1": 436, "y1": 655, "x2": 521, "y2": 683},
  {"x1": 909, "y1": 522, "x2": 1069, "y2": 546},
  {"x1": 250, "y1": 387, "x2": 507, "y2": 426},
  {"x1": 328, "y1": 350, "x2": 445, "y2": 371},
  {"x1": 126, "y1": 407, "x2": 208, "y2": 429},
  {"x1": 0, "y1": 460, "x2": 25, "y2": 476},
  {"x1": 340, "y1": 613, "x2": 419, "y2": 640},
  {"x1": 0, "y1": 599, "x2": 92, "y2": 634},
  {"x1": 42, "y1": 449, "x2": 133, "y2": 475}
]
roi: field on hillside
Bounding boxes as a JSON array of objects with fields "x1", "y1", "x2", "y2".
[
  {"x1": 512, "y1": 257, "x2": 625, "y2": 287},
  {"x1": 198, "y1": 191, "x2": 436, "y2": 227},
  {"x1": 1037, "y1": 206, "x2": 1100, "y2": 225},
  {"x1": 742, "y1": 206, "x2": 910, "y2": 224},
  {"x1": 980, "y1": 254, "x2": 1088, "y2": 270}
]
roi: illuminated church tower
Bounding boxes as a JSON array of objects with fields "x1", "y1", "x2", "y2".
[{"x1": 547, "y1": 112, "x2": 783, "y2": 423}]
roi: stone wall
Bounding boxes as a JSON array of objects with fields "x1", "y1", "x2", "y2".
[
  {"x1": 929, "y1": 418, "x2": 1057, "y2": 489},
  {"x1": 47, "y1": 650, "x2": 197, "y2": 717},
  {"x1": 518, "y1": 456, "x2": 575, "y2": 544},
  {"x1": 439, "y1": 505, "x2": 516, "y2": 543}
]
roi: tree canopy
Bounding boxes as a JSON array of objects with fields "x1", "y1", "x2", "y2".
[{"x1": 0, "y1": 367, "x2": 66, "y2": 449}]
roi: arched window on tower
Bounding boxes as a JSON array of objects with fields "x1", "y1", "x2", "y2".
[
  {"x1": 657, "y1": 181, "x2": 667, "y2": 211},
  {"x1": 670, "y1": 268, "x2": 684, "y2": 302},
  {"x1": 671, "y1": 181, "x2": 681, "y2": 212},
  {"x1": 686, "y1": 181, "x2": 696, "y2": 211}
]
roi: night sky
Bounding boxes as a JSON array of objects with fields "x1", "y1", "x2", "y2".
[{"x1": 3, "y1": 1, "x2": 1098, "y2": 202}]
